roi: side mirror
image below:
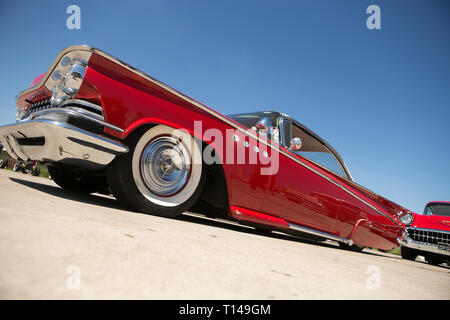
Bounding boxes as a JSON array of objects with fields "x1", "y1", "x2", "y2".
[{"x1": 290, "y1": 137, "x2": 302, "y2": 151}]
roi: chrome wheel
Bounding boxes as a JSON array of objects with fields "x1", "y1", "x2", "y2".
[
  {"x1": 131, "y1": 124, "x2": 203, "y2": 208},
  {"x1": 140, "y1": 136, "x2": 190, "y2": 196},
  {"x1": 107, "y1": 124, "x2": 206, "y2": 217}
]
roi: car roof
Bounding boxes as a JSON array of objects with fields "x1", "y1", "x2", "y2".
[{"x1": 426, "y1": 201, "x2": 450, "y2": 206}]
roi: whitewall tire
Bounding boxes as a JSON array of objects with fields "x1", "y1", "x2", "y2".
[{"x1": 107, "y1": 124, "x2": 206, "y2": 217}]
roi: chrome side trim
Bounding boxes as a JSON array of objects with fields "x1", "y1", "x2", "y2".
[
  {"x1": 398, "y1": 237, "x2": 450, "y2": 257},
  {"x1": 61, "y1": 107, "x2": 104, "y2": 120},
  {"x1": 288, "y1": 222, "x2": 353, "y2": 246}
]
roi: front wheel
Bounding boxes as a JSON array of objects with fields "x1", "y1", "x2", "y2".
[{"x1": 107, "y1": 124, "x2": 207, "y2": 218}]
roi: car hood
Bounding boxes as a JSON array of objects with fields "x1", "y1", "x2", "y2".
[{"x1": 411, "y1": 213, "x2": 450, "y2": 231}]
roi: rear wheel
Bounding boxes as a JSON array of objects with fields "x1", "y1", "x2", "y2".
[
  {"x1": 400, "y1": 246, "x2": 417, "y2": 261},
  {"x1": 0, "y1": 159, "x2": 7, "y2": 169},
  {"x1": 48, "y1": 164, "x2": 107, "y2": 194},
  {"x1": 107, "y1": 124, "x2": 206, "y2": 218}
]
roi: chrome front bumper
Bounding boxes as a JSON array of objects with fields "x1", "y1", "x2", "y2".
[
  {"x1": 0, "y1": 115, "x2": 128, "y2": 171},
  {"x1": 397, "y1": 236, "x2": 450, "y2": 257}
]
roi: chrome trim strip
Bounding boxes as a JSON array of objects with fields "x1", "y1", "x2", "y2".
[
  {"x1": 61, "y1": 107, "x2": 104, "y2": 120},
  {"x1": 15, "y1": 45, "x2": 400, "y2": 226},
  {"x1": 60, "y1": 98, "x2": 103, "y2": 113},
  {"x1": 288, "y1": 222, "x2": 353, "y2": 246},
  {"x1": 28, "y1": 108, "x2": 123, "y2": 133},
  {"x1": 398, "y1": 237, "x2": 450, "y2": 257}
]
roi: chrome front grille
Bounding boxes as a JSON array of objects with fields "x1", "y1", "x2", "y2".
[
  {"x1": 407, "y1": 227, "x2": 450, "y2": 246},
  {"x1": 21, "y1": 98, "x2": 104, "y2": 120},
  {"x1": 22, "y1": 99, "x2": 52, "y2": 119}
]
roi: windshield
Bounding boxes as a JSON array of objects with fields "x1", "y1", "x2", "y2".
[{"x1": 426, "y1": 203, "x2": 450, "y2": 217}]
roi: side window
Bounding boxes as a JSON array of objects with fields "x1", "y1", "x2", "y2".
[
  {"x1": 423, "y1": 206, "x2": 433, "y2": 216},
  {"x1": 289, "y1": 123, "x2": 347, "y2": 178}
]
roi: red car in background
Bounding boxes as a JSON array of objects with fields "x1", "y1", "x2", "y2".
[
  {"x1": 0, "y1": 45, "x2": 415, "y2": 252},
  {"x1": 398, "y1": 202, "x2": 450, "y2": 266}
]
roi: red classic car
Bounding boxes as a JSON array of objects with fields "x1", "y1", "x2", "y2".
[
  {"x1": 398, "y1": 202, "x2": 450, "y2": 265},
  {"x1": 0, "y1": 45, "x2": 414, "y2": 251}
]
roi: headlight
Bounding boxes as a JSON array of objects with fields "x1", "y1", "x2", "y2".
[
  {"x1": 399, "y1": 212, "x2": 414, "y2": 226},
  {"x1": 49, "y1": 57, "x2": 88, "y2": 105},
  {"x1": 44, "y1": 52, "x2": 91, "y2": 106},
  {"x1": 14, "y1": 48, "x2": 92, "y2": 122}
]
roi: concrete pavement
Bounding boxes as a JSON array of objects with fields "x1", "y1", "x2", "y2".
[{"x1": 0, "y1": 169, "x2": 448, "y2": 299}]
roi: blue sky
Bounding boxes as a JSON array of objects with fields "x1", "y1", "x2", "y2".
[{"x1": 0, "y1": 0, "x2": 449, "y2": 213}]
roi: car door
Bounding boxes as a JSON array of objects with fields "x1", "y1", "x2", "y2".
[
  {"x1": 260, "y1": 119, "x2": 345, "y2": 235},
  {"x1": 225, "y1": 113, "x2": 281, "y2": 212}
]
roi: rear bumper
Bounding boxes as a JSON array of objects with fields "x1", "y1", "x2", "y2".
[{"x1": 0, "y1": 116, "x2": 128, "y2": 171}]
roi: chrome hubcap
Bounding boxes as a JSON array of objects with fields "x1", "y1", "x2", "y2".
[{"x1": 140, "y1": 136, "x2": 190, "y2": 196}]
